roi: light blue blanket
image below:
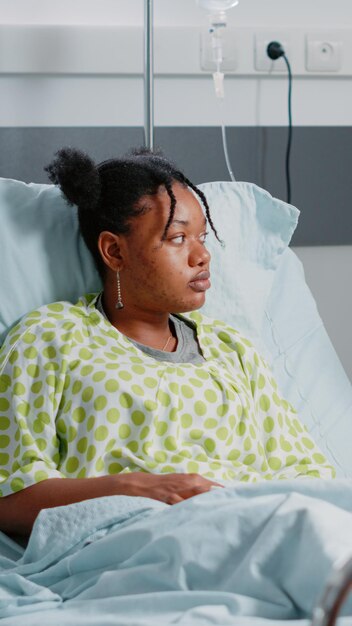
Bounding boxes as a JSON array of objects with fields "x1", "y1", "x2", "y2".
[{"x1": 1, "y1": 480, "x2": 352, "y2": 625}]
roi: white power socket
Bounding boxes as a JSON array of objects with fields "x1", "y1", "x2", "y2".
[{"x1": 306, "y1": 36, "x2": 342, "y2": 72}]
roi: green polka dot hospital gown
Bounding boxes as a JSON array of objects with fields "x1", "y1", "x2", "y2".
[{"x1": 0, "y1": 294, "x2": 335, "y2": 497}]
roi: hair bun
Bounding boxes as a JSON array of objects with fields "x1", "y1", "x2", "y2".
[{"x1": 45, "y1": 147, "x2": 101, "y2": 211}]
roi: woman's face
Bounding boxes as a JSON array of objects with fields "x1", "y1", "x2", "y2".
[{"x1": 118, "y1": 182, "x2": 212, "y2": 314}]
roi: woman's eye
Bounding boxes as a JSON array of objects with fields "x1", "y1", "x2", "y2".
[
  {"x1": 171, "y1": 235, "x2": 185, "y2": 244},
  {"x1": 199, "y1": 232, "x2": 209, "y2": 243}
]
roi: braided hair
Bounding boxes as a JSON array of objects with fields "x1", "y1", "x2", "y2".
[{"x1": 45, "y1": 147, "x2": 220, "y2": 278}]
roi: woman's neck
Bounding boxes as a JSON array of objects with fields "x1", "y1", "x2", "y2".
[{"x1": 98, "y1": 292, "x2": 177, "y2": 352}]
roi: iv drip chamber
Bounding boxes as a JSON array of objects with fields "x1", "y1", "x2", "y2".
[{"x1": 196, "y1": 0, "x2": 239, "y2": 11}]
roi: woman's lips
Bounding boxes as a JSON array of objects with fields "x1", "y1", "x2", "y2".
[{"x1": 189, "y1": 271, "x2": 211, "y2": 292}]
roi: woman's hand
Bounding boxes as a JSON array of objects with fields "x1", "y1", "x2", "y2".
[
  {"x1": 0, "y1": 472, "x2": 224, "y2": 536},
  {"x1": 116, "y1": 472, "x2": 223, "y2": 504}
]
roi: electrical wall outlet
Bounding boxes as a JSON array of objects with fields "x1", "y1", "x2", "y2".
[
  {"x1": 306, "y1": 36, "x2": 342, "y2": 72},
  {"x1": 255, "y1": 33, "x2": 291, "y2": 72}
]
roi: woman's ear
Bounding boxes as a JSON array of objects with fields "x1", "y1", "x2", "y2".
[{"x1": 97, "y1": 231, "x2": 124, "y2": 272}]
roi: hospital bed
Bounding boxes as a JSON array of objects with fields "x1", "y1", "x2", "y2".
[{"x1": 0, "y1": 175, "x2": 352, "y2": 625}]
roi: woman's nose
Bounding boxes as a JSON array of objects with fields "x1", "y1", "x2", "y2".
[{"x1": 189, "y1": 241, "x2": 211, "y2": 267}]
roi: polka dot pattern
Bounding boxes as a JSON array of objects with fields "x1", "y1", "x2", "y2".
[{"x1": 0, "y1": 294, "x2": 335, "y2": 497}]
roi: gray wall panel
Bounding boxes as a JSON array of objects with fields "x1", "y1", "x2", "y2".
[{"x1": 0, "y1": 126, "x2": 351, "y2": 245}]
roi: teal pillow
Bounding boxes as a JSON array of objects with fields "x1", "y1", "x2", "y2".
[
  {"x1": 0, "y1": 178, "x2": 101, "y2": 343},
  {"x1": 263, "y1": 248, "x2": 352, "y2": 478},
  {"x1": 198, "y1": 181, "x2": 299, "y2": 353}
]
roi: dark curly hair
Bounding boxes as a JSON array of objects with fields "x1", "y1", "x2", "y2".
[{"x1": 45, "y1": 147, "x2": 220, "y2": 278}]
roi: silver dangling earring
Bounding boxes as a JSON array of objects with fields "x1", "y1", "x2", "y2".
[{"x1": 115, "y1": 270, "x2": 124, "y2": 310}]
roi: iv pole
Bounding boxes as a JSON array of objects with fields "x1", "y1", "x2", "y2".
[{"x1": 144, "y1": 0, "x2": 154, "y2": 149}]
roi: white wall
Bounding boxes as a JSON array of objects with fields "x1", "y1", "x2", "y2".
[
  {"x1": 0, "y1": 0, "x2": 351, "y2": 379},
  {"x1": 2, "y1": 0, "x2": 352, "y2": 27},
  {"x1": 0, "y1": 0, "x2": 352, "y2": 127}
]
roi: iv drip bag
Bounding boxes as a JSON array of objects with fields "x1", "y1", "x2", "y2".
[{"x1": 196, "y1": 0, "x2": 239, "y2": 11}]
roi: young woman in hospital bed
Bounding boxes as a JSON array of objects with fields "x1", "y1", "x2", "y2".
[
  {"x1": 1, "y1": 148, "x2": 352, "y2": 625},
  {"x1": 0, "y1": 147, "x2": 335, "y2": 536}
]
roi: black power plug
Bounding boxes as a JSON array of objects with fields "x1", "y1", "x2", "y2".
[
  {"x1": 265, "y1": 40, "x2": 293, "y2": 204},
  {"x1": 267, "y1": 41, "x2": 285, "y2": 60}
]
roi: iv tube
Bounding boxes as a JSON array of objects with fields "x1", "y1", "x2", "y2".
[
  {"x1": 197, "y1": 0, "x2": 238, "y2": 182},
  {"x1": 221, "y1": 120, "x2": 236, "y2": 182}
]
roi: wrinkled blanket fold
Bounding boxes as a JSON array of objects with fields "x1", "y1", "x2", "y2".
[{"x1": 1, "y1": 480, "x2": 352, "y2": 625}]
